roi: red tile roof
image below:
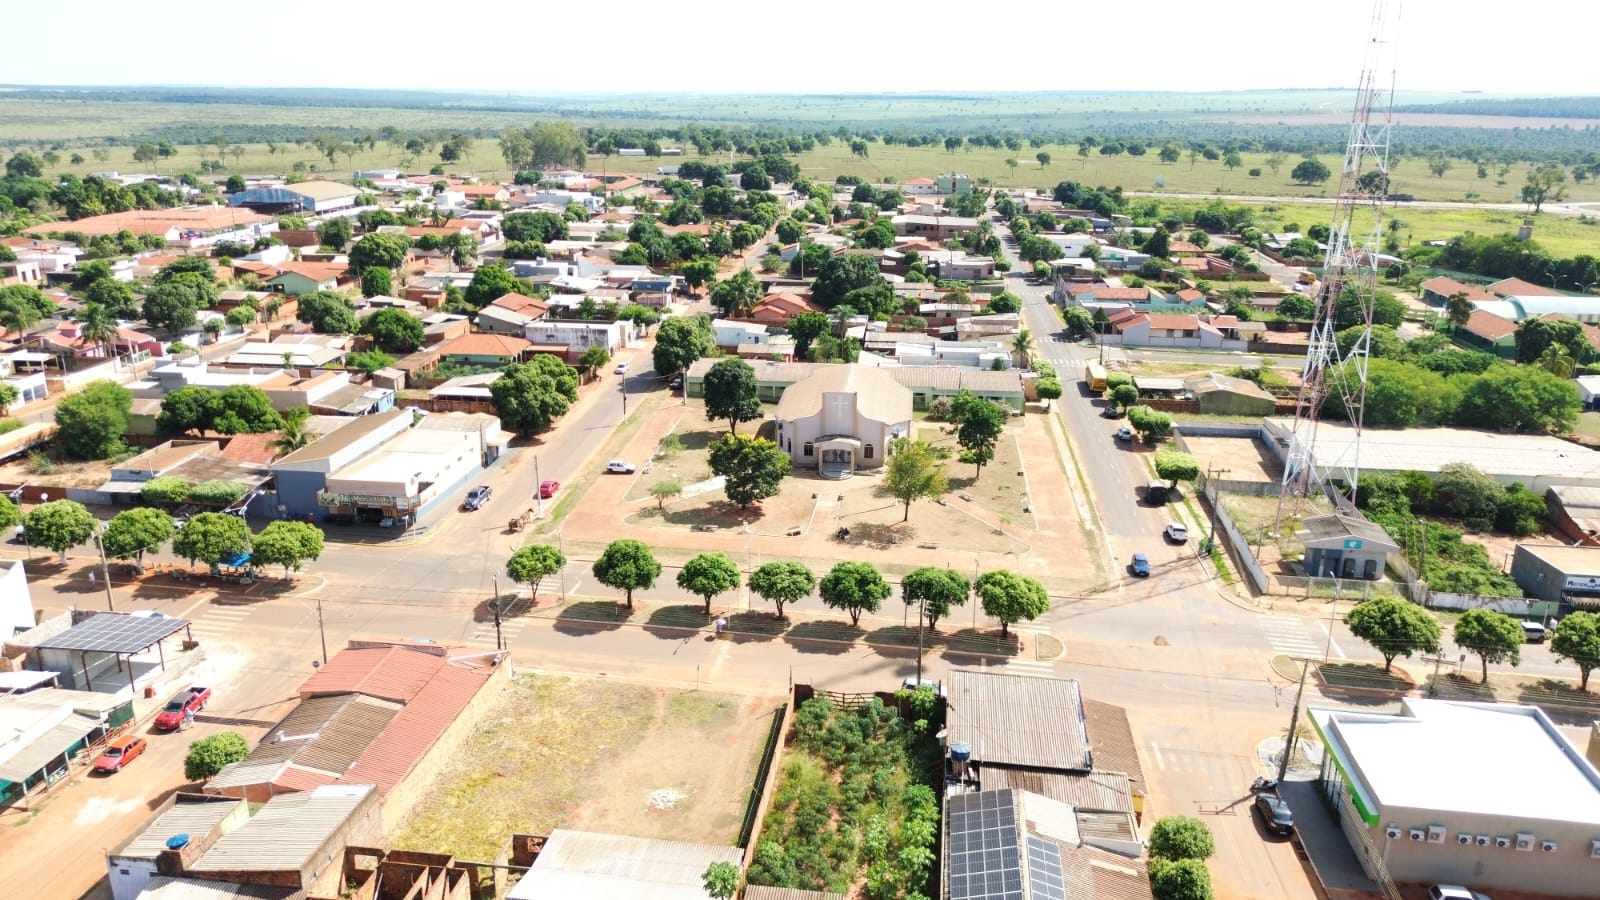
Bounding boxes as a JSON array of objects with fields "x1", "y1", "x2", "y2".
[
  {"x1": 1464, "y1": 310, "x2": 1516, "y2": 341},
  {"x1": 1490, "y1": 277, "x2": 1563, "y2": 297},
  {"x1": 1092, "y1": 287, "x2": 1151, "y2": 301},
  {"x1": 1175, "y1": 289, "x2": 1204, "y2": 302},
  {"x1": 269, "y1": 262, "x2": 349, "y2": 283},
  {"x1": 300, "y1": 645, "x2": 446, "y2": 703},
  {"x1": 338, "y1": 665, "x2": 491, "y2": 795},
  {"x1": 438, "y1": 332, "x2": 533, "y2": 358},
  {"x1": 490, "y1": 292, "x2": 549, "y2": 314},
  {"x1": 1146, "y1": 314, "x2": 1199, "y2": 330},
  {"x1": 1421, "y1": 276, "x2": 1497, "y2": 303}
]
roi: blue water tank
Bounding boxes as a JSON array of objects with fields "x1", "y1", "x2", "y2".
[
  {"x1": 165, "y1": 833, "x2": 190, "y2": 850},
  {"x1": 949, "y1": 741, "x2": 972, "y2": 762}
]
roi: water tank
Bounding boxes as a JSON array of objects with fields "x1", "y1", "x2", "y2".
[
  {"x1": 949, "y1": 741, "x2": 972, "y2": 763},
  {"x1": 165, "y1": 833, "x2": 190, "y2": 850}
]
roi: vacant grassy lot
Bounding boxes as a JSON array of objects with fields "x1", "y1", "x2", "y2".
[
  {"x1": 390, "y1": 675, "x2": 773, "y2": 861},
  {"x1": 1249, "y1": 201, "x2": 1600, "y2": 259}
]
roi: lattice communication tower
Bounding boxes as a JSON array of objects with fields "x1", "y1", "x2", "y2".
[{"x1": 1276, "y1": 0, "x2": 1400, "y2": 524}]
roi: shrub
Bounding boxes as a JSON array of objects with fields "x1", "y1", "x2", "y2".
[
  {"x1": 1148, "y1": 816, "x2": 1216, "y2": 861},
  {"x1": 184, "y1": 731, "x2": 250, "y2": 781},
  {"x1": 141, "y1": 477, "x2": 192, "y2": 505},
  {"x1": 926, "y1": 396, "x2": 954, "y2": 421},
  {"x1": 187, "y1": 480, "x2": 249, "y2": 506}
]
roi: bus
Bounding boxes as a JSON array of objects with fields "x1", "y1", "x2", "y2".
[{"x1": 1085, "y1": 362, "x2": 1107, "y2": 392}]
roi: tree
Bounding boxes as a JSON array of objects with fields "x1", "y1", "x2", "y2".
[
  {"x1": 949, "y1": 391, "x2": 1008, "y2": 478},
  {"x1": 1154, "y1": 450, "x2": 1200, "y2": 483},
  {"x1": 1127, "y1": 405, "x2": 1173, "y2": 442},
  {"x1": 270, "y1": 408, "x2": 316, "y2": 458},
  {"x1": 1110, "y1": 383, "x2": 1140, "y2": 410},
  {"x1": 250, "y1": 521, "x2": 324, "y2": 579},
  {"x1": 345, "y1": 349, "x2": 395, "y2": 376},
  {"x1": 1445, "y1": 291, "x2": 1474, "y2": 329},
  {"x1": 0, "y1": 495, "x2": 18, "y2": 531},
  {"x1": 591, "y1": 539, "x2": 660, "y2": 609},
  {"x1": 55, "y1": 380, "x2": 131, "y2": 459},
  {"x1": 974, "y1": 569, "x2": 1050, "y2": 638},
  {"x1": 786, "y1": 311, "x2": 830, "y2": 360},
  {"x1": 649, "y1": 478, "x2": 683, "y2": 511},
  {"x1": 708, "y1": 433, "x2": 790, "y2": 509},
  {"x1": 1551, "y1": 612, "x2": 1600, "y2": 690},
  {"x1": 157, "y1": 386, "x2": 220, "y2": 437},
  {"x1": 504, "y1": 211, "x2": 569, "y2": 243},
  {"x1": 141, "y1": 281, "x2": 207, "y2": 332},
  {"x1": 506, "y1": 544, "x2": 566, "y2": 602},
  {"x1": 212, "y1": 385, "x2": 283, "y2": 434},
  {"x1": 361, "y1": 266, "x2": 392, "y2": 299},
  {"x1": 23, "y1": 500, "x2": 97, "y2": 565},
  {"x1": 295, "y1": 292, "x2": 360, "y2": 334},
  {"x1": 1344, "y1": 596, "x2": 1442, "y2": 673},
  {"x1": 883, "y1": 438, "x2": 948, "y2": 522},
  {"x1": 1141, "y1": 225, "x2": 1171, "y2": 259},
  {"x1": 1036, "y1": 151, "x2": 1051, "y2": 167},
  {"x1": 749, "y1": 561, "x2": 815, "y2": 619},
  {"x1": 1454, "y1": 365, "x2": 1580, "y2": 434},
  {"x1": 1521, "y1": 163, "x2": 1568, "y2": 213},
  {"x1": 990, "y1": 291, "x2": 1023, "y2": 314},
  {"x1": 490, "y1": 356, "x2": 579, "y2": 435},
  {"x1": 1148, "y1": 857, "x2": 1214, "y2": 900},
  {"x1": 318, "y1": 216, "x2": 353, "y2": 250},
  {"x1": 702, "y1": 861, "x2": 739, "y2": 900},
  {"x1": 184, "y1": 731, "x2": 250, "y2": 781},
  {"x1": 578, "y1": 344, "x2": 611, "y2": 382},
  {"x1": 1291, "y1": 158, "x2": 1332, "y2": 185},
  {"x1": 1515, "y1": 316, "x2": 1590, "y2": 366},
  {"x1": 1148, "y1": 816, "x2": 1216, "y2": 861},
  {"x1": 1453, "y1": 608, "x2": 1523, "y2": 684},
  {"x1": 819, "y1": 561, "x2": 890, "y2": 627},
  {"x1": 76, "y1": 302, "x2": 118, "y2": 361},
  {"x1": 347, "y1": 232, "x2": 411, "y2": 273},
  {"x1": 709, "y1": 269, "x2": 761, "y2": 317},
  {"x1": 652, "y1": 316, "x2": 712, "y2": 378},
  {"x1": 360, "y1": 308, "x2": 425, "y2": 353},
  {"x1": 172, "y1": 512, "x2": 252, "y2": 569},
  {"x1": 1036, "y1": 377, "x2": 1062, "y2": 409},
  {"x1": 85, "y1": 278, "x2": 139, "y2": 319},
  {"x1": 465, "y1": 264, "x2": 526, "y2": 308},
  {"x1": 678, "y1": 552, "x2": 741, "y2": 615},
  {"x1": 703, "y1": 359, "x2": 763, "y2": 434},
  {"x1": 811, "y1": 254, "x2": 884, "y2": 308},
  {"x1": 902, "y1": 566, "x2": 970, "y2": 630},
  {"x1": 1537, "y1": 342, "x2": 1577, "y2": 379},
  {"x1": 679, "y1": 257, "x2": 719, "y2": 295}
]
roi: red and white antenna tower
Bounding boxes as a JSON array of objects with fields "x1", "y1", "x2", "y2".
[{"x1": 1276, "y1": 0, "x2": 1401, "y2": 524}]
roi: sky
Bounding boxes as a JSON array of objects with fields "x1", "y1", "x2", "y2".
[{"x1": 0, "y1": 0, "x2": 1590, "y2": 96}]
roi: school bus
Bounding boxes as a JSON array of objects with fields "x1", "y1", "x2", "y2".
[{"x1": 1085, "y1": 362, "x2": 1107, "y2": 392}]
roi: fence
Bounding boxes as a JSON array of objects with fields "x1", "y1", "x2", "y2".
[
  {"x1": 737, "y1": 702, "x2": 788, "y2": 853},
  {"x1": 1426, "y1": 592, "x2": 1542, "y2": 616},
  {"x1": 1200, "y1": 476, "x2": 1272, "y2": 594}
]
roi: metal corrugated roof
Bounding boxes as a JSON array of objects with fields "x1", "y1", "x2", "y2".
[
  {"x1": 204, "y1": 694, "x2": 400, "y2": 790},
  {"x1": 337, "y1": 664, "x2": 491, "y2": 795},
  {"x1": 116, "y1": 796, "x2": 245, "y2": 859},
  {"x1": 981, "y1": 768, "x2": 1134, "y2": 814},
  {"x1": 189, "y1": 785, "x2": 374, "y2": 873},
  {"x1": 139, "y1": 876, "x2": 297, "y2": 900},
  {"x1": 742, "y1": 888, "x2": 847, "y2": 900},
  {"x1": 0, "y1": 711, "x2": 100, "y2": 781},
  {"x1": 506, "y1": 830, "x2": 742, "y2": 900},
  {"x1": 947, "y1": 671, "x2": 1092, "y2": 772},
  {"x1": 297, "y1": 644, "x2": 448, "y2": 702}
]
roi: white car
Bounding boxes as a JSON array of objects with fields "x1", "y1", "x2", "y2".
[
  {"x1": 128, "y1": 610, "x2": 172, "y2": 619},
  {"x1": 1164, "y1": 523, "x2": 1189, "y2": 543},
  {"x1": 614, "y1": 362, "x2": 630, "y2": 374},
  {"x1": 605, "y1": 459, "x2": 637, "y2": 474},
  {"x1": 1428, "y1": 886, "x2": 1491, "y2": 900}
]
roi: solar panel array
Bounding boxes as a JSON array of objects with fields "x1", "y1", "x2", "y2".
[
  {"x1": 946, "y1": 789, "x2": 1022, "y2": 900},
  {"x1": 36, "y1": 613, "x2": 188, "y2": 654},
  {"x1": 1024, "y1": 835, "x2": 1066, "y2": 900}
]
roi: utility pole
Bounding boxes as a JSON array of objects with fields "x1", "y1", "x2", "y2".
[
  {"x1": 93, "y1": 530, "x2": 117, "y2": 612},
  {"x1": 492, "y1": 575, "x2": 503, "y2": 651},
  {"x1": 1205, "y1": 466, "x2": 1230, "y2": 551},
  {"x1": 1276, "y1": 658, "x2": 1311, "y2": 784},
  {"x1": 534, "y1": 456, "x2": 543, "y2": 518},
  {"x1": 915, "y1": 592, "x2": 928, "y2": 686},
  {"x1": 315, "y1": 594, "x2": 328, "y2": 665},
  {"x1": 620, "y1": 375, "x2": 628, "y2": 418}
]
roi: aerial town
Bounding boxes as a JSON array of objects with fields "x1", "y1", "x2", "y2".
[{"x1": 2, "y1": 9, "x2": 1600, "y2": 900}]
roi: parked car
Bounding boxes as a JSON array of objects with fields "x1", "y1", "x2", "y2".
[
  {"x1": 1521, "y1": 621, "x2": 1547, "y2": 643},
  {"x1": 1130, "y1": 554, "x2": 1151, "y2": 577},
  {"x1": 462, "y1": 485, "x2": 492, "y2": 511},
  {"x1": 154, "y1": 686, "x2": 211, "y2": 731},
  {"x1": 1145, "y1": 480, "x2": 1172, "y2": 506},
  {"x1": 539, "y1": 480, "x2": 560, "y2": 499},
  {"x1": 1164, "y1": 523, "x2": 1189, "y2": 543},
  {"x1": 1253, "y1": 791, "x2": 1294, "y2": 836},
  {"x1": 1115, "y1": 427, "x2": 1134, "y2": 442},
  {"x1": 1102, "y1": 406, "x2": 1125, "y2": 419},
  {"x1": 605, "y1": 460, "x2": 637, "y2": 474},
  {"x1": 127, "y1": 610, "x2": 171, "y2": 619},
  {"x1": 93, "y1": 735, "x2": 148, "y2": 774},
  {"x1": 669, "y1": 375, "x2": 683, "y2": 389},
  {"x1": 614, "y1": 362, "x2": 630, "y2": 374},
  {"x1": 901, "y1": 677, "x2": 947, "y2": 698},
  {"x1": 1428, "y1": 886, "x2": 1491, "y2": 900}
]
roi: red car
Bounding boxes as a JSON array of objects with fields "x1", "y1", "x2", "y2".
[
  {"x1": 539, "y1": 480, "x2": 560, "y2": 499},
  {"x1": 94, "y1": 735, "x2": 148, "y2": 774},
  {"x1": 155, "y1": 686, "x2": 210, "y2": 731}
]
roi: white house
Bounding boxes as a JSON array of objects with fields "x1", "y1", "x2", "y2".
[
  {"x1": 0, "y1": 560, "x2": 35, "y2": 637},
  {"x1": 774, "y1": 364, "x2": 913, "y2": 479},
  {"x1": 712, "y1": 319, "x2": 772, "y2": 349},
  {"x1": 523, "y1": 320, "x2": 631, "y2": 358}
]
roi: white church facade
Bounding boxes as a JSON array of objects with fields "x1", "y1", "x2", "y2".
[{"x1": 773, "y1": 365, "x2": 914, "y2": 479}]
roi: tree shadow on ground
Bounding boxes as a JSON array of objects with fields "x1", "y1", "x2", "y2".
[
  {"x1": 943, "y1": 627, "x2": 1024, "y2": 658},
  {"x1": 726, "y1": 611, "x2": 790, "y2": 641},
  {"x1": 1516, "y1": 678, "x2": 1600, "y2": 725},
  {"x1": 1315, "y1": 662, "x2": 1412, "y2": 697},
  {"x1": 643, "y1": 603, "x2": 709, "y2": 639},
  {"x1": 784, "y1": 620, "x2": 864, "y2": 654},
  {"x1": 661, "y1": 500, "x2": 769, "y2": 530},
  {"x1": 553, "y1": 600, "x2": 628, "y2": 634},
  {"x1": 473, "y1": 593, "x2": 536, "y2": 624}
]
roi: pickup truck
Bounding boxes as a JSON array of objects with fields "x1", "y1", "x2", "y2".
[{"x1": 154, "y1": 686, "x2": 211, "y2": 731}]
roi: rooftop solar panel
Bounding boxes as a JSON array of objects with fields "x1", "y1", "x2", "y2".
[
  {"x1": 36, "y1": 612, "x2": 190, "y2": 654},
  {"x1": 947, "y1": 790, "x2": 1023, "y2": 900},
  {"x1": 1025, "y1": 835, "x2": 1065, "y2": 900}
]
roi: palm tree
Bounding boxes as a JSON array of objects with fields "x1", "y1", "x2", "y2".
[
  {"x1": 1537, "y1": 343, "x2": 1576, "y2": 379},
  {"x1": 76, "y1": 302, "x2": 118, "y2": 361},
  {"x1": 270, "y1": 419, "x2": 315, "y2": 458},
  {"x1": 1011, "y1": 329, "x2": 1037, "y2": 370},
  {"x1": 0, "y1": 298, "x2": 41, "y2": 342}
]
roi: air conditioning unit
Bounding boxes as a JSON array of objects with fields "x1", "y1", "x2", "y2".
[
  {"x1": 1495, "y1": 836, "x2": 1510, "y2": 848},
  {"x1": 1589, "y1": 839, "x2": 1600, "y2": 859},
  {"x1": 1476, "y1": 835, "x2": 1492, "y2": 847},
  {"x1": 1385, "y1": 824, "x2": 1402, "y2": 839},
  {"x1": 1542, "y1": 840, "x2": 1559, "y2": 853},
  {"x1": 1409, "y1": 829, "x2": 1426, "y2": 842},
  {"x1": 1516, "y1": 833, "x2": 1536, "y2": 852},
  {"x1": 1427, "y1": 825, "x2": 1446, "y2": 844},
  {"x1": 1457, "y1": 833, "x2": 1473, "y2": 845}
]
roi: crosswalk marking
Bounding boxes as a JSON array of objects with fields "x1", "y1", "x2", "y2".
[
  {"x1": 1262, "y1": 618, "x2": 1320, "y2": 658},
  {"x1": 184, "y1": 606, "x2": 254, "y2": 642},
  {"x1": 469, "y1": 615, "x2": 528, "y2": 647}
]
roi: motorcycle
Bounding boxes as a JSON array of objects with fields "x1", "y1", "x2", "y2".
[{"x1": 1251, "y1": 776, "x2": 1279, "y2": 792}]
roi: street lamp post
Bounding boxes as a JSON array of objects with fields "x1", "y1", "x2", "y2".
[
  {"x1": 619, "y1": 375, "x2": 628, "y2": 418},
  {"x1": 92, "y1": 529, "x2": 116, "y2": 612},
  {"x1": 1205, "y1": 465, "x2": 1231, "y2": 551}
]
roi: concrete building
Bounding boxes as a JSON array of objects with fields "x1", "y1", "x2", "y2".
[
  {"x1": 24, "y1": 207, "x2": 276, "y2": 250},
  {"x1": 1310, "y1": 699, "x2": 1600, "y2": 897},
  {"x1": 106, "y1": 794, "x2": 249, "y2": 900},
  {"x1": 228, "y1": 181, "x2": 362, "y2": 214},
  {"x1": 506, "y1": 830, "x2": 743, "y2": 900},
  {"x1": 0, "y1": 560, "x2": 36, "y2": 637},
  {"x1": 181, "y1": 784, "x2": 381, "y2": 896},
  {"x1": 890, "y1": 214, "x2": 981, "y2": 240},
  {"x1": 521, "y1": 319, "x2": 631, "y2": 362},
  {"x1": 684, "y1": 358, "x2": 1024, "y2": 412},
  {"x1": 1186, "y1": 372, "x2": 1276, "y2": 416},
  {"x1": 1297, "y1": 514, "x2": 1397, "y2": 580},
  {"x1": 0, "y1": 686, "x2": 134, "y2": 807},
  {"x1": 1511, "y1": 543, "x2": 1600, "y2": 612},
  {"x1": 774, "y1": 365, "x2": 913, "y2": 478},
  {"x1": 271, "y1": 410, "x2": 510, "y2": 524}
]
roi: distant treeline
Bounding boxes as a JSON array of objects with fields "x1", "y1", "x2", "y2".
[{"x1": 1393, "y1": 96, "x2": 1600, "y2": 119}]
